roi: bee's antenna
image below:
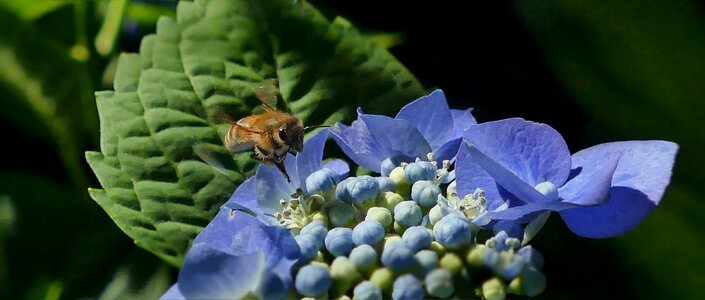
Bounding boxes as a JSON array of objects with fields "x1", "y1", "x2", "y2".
[{"x1": 304, "y1": 125, "x2": 331, "y2": 131}]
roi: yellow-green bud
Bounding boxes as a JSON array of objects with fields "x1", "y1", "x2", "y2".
[
  {"x1": 377, "y1": 192, "x2": 404, "y2": 213},
  {"x1": 429, "y1": 205, "x2": 444, "y2": 225},
  {"x1": 430, "y1": 241, "x2": 446, "y2": 256},
  {"x1": 312, "y1": 211, "x2": 329, "y2": 226},
  {"x1": 314, "y1": 251, "x2": 325, "y2": 263},
  {"x1": 393, "y1": 221, "x2": 406, "y2": 235},
  {"x1": 509, "y1": 267, "x2": 546, "y2": 297},
  {"x1": 388, "y1": 167, "x2": 410, "y2": 199},
  {"x1": 329, "y1": 201, "x2": 355, "y2": 227},
  {"x1": 482, "y1": 278, "x2": 506, "y2": 300},
  {"x1": 466, "y1": 244, "x2": 488, "y2": 268},
  {"x1": 439, "y1": 253, "x2": 463, "y2": 275},
  {"x1": 365, "y1": 207, "x2": 393, "y2": 231},
  {"x1": 383, "y1": 234, "x2": 402, "y2": 249},
  {"x1": 369, "y1": 268, "x2": 394, "y2": 296},
  {"x1": 330, "y1": 257, "x2": 362, "y2": 297}
]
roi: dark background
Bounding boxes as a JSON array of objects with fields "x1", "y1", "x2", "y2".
[{"x1": 0, "y1": 0, "x2": 703, "y2": 299}]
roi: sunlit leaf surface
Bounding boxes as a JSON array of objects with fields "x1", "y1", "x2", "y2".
[{"x1": 87, "y1": 0, "x2": 424, "y2": 266}]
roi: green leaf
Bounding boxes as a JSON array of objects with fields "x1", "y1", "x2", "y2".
[
  {"x1": 87, "y1": 0, "x2": 424, "y2": 266},
  {"x1": 0, "y1": 7, "x2": 96, "y2": 189}
]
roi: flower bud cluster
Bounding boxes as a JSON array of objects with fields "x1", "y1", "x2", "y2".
[{"x1": 283, "y1": 154, "x2": 546, "y2": 299}]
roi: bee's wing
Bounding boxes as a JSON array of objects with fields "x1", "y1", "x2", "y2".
[
  {"x1": 226, "y1": 119, "x2": 265, "y2": 153},
  {"x1": 193, "y1": 143, "x2": 241, "y2": 180},
  {"x1": 253, "y1": 78, "x2": 279, "y2": 111}
]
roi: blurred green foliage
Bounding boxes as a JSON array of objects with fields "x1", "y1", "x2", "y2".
[
  {"x1": 516, "y1": 0, "x2": 705, "y2": 298},
  {"x1": 0, "y1": 0, "x2": 702, "y2": 299}
]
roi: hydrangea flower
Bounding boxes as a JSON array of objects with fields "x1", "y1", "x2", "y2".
[
  {"x1": 456, "y1": 118, "x2": 678, "y2": 238},
  {"x1": 160, "y1": 90, "x2": 677, "y2": 300},
  {"x1": 331, "y1": 89, "x2": 477, "y2": 174},
  {"x1": 161, "y1": 129, "x2": 349, "y2": 299}
]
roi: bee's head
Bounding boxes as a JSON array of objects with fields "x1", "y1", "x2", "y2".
[{"x1": 277, "y1": 118, "x2": 304, "y2": 153}]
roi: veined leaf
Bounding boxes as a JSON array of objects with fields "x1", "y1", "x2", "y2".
[{"x1": 87, "y1": 0, "x2": 424, "y2": 266}]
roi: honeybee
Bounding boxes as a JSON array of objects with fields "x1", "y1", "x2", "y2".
[{"x1": 221, "y1": 79, "x2": 304, "y2": 182}]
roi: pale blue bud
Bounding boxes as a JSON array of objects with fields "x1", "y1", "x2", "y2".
[
  {"x1": 392, "y1": 274, "x2": 424, "y2": 300},
  {"x1": 404, "y1": 160, "x2": 437, "y2": 183},
  {"x1": 306, "y1": 168, "x2": 340, "y2": 196},
  {"x1": 325, "y1": 227, "x2": 354, "y2": 257},
  {"x1": 352, "y1": 220, "x2": 385, "y2": 246},
  {"x1": 295, "y1": 234, "x2": 321, "y2": 263},
  {"x1": 433, "y1": 216, "x2": 473, "y2": 250},
  {"x1": 381, "y1": 242, "x2": 416, "y2": 272},
  {"x1": 402, "y1": 226, "x2": 432, "y2": 252},
  {"x1": 300, "y1": 220, "x2": 328, "y2": 246},
  {"x1": 335, "y1": 177, "x2": 354, "y2": 202},
  {"x1": 353, "y1": 281, "x2": 383, "y2": 300},
  {"x1": 486, "y1": 231, "x2": 510, "y2": 252},
  {"x1": 376, "y1": 176, "x2": 397, "y2": 193},
  {"x1": 295, "y1": 264, "x2": 332, "y2": 297},
  {"x1": 349, "y1": 245, "x2": 378, "y2": 274},
  {"x1": 347, "y1": 175, "x2": 380, "y2": 206},
  {"x1": 534, "y1": 181, "x2": 558, "y2": 201},
  {"x1": 425, "y1": 268, "x2": 454, "y2": 298},
  {"x1": 394, "y1": 201, "x2": 422, "y2": 227},
  {"x1": 414, "y1": 250, "x2": 438, "y2": 276},
  {"x1": 411, "y1": 180, "x2": 442, "y2": 208}
]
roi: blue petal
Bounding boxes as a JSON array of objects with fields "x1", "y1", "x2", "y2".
[
  {"x1": 433, "y1": 137, "x2": 462, "y2": 163},
  {"x1": 222, "y1": 177, "x2": 261, "y2": 217},
  {"x1": 331, "y1": 119, "x2": 386, "y2": 172},
  {"x1": 323, "y1": 159, "x2": 350, "y2": 179},
  {"x1": 558, "y1": 146, "x2": 622, "y2": 206},
  {"x1": 490, "y1": 201, "x2": 578, "y2": 221},
  {"x1": 359, "y1": 114, "x2": 433, "y2": 169},
  {"x1": 229, "y1": 213, "x2": 301, "y2": 286},
  {"x1": 456, "y1": 143, "x2": 506, "y2": 207},
  {"x1": 450, "y1": 108, "x2": 477, "y2": 138},
  {"x1": 460, "y1": 141, "x2": 549, "y2": 204},
  {"x1": 193, "y1": 207, "x2": 252, "y2": 252},
  {"x1": 296, "y1": 129, "x2": 329, "y2": 188},
  {"x1": 559, "y1": 141, "x2": 678, "y2": 238},
  {"x1": 395, "y1": 89, "x2": 453, "y2": 149},
  {"x1": 159, "y1": 284, "x2": 184, "y2": 300},
  {"x1": 255, "y1": 154, "x2": 298, "y2": 215},
  {"x1": 178, "y1": 243, "x2": 264, "y2": 300},
  {"x1": 462, "y1": 118, "x2": 572, "y2": 187}
]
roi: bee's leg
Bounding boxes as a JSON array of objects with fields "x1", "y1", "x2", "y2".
[
  {"x1": 251, "y1": 146, "x2": 269, "y2": 163},
  {"x1": 250, "y1": 153, "x2": 263, "y2": 162},
  {"x1": 275, "y1": 160, "x2": 291, "y2": 182}
]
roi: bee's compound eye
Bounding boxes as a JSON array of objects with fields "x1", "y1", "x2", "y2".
[{"x1": 278, "y1": 128, "x2": 288, "y2": 141}]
